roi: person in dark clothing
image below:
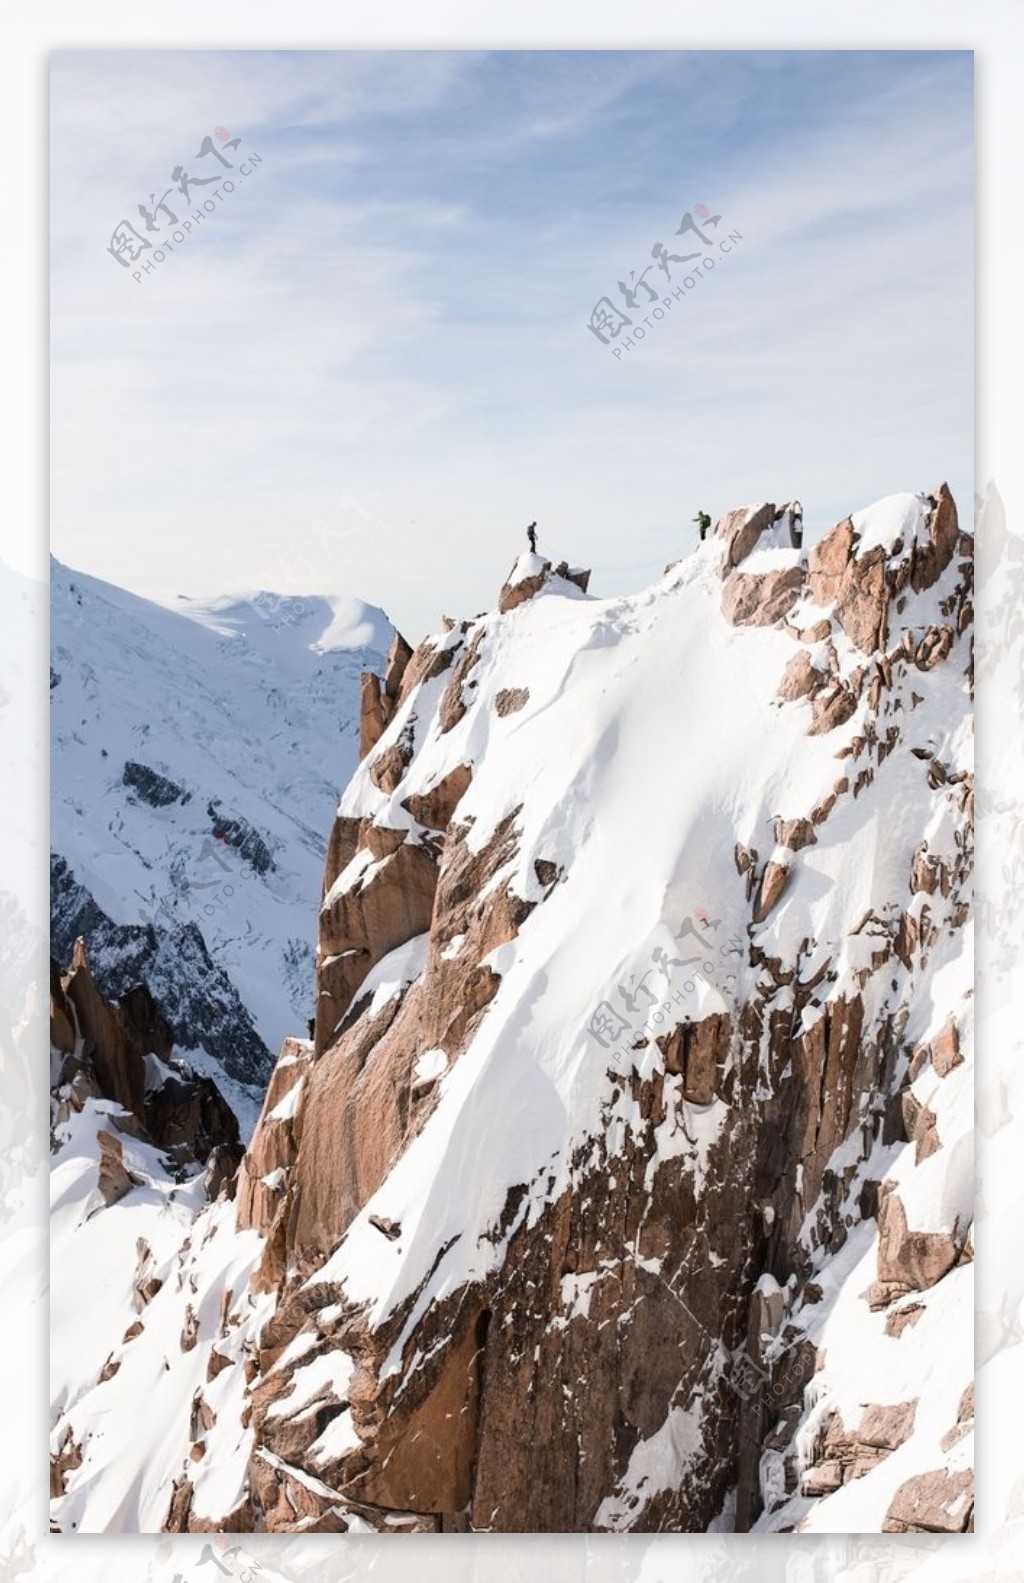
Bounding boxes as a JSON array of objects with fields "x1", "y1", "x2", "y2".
[
  {"x1": 527, "y1": 521, "x2": 538, "y2": 553},
  {"x1": 693, "y1": 509, "x2": 712, "y2": 541}
]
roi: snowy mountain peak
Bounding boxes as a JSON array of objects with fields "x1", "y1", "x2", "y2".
[
  {"x1": 50, "y1": 558, "x2": 393, "y2": 1112},
  {"x1": 164, "y1": 588, "x2": 395, "y2": 657},
  {"x1": 50, "y1": 488, "x2": 974, "y2": 1536}
]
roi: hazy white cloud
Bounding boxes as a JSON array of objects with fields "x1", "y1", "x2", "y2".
[{"x1": 51, "y1": 50, "x2": 972, "y2": 639}]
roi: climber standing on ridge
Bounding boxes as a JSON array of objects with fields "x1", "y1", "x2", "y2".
[
  {"x1": 693, "y1": 509, "x2": 712, "y2": 542},
  {"x1": 527, "y1": 520, "x2": 538, "y2": 553}
]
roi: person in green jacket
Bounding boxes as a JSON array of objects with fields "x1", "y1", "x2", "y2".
[{"x1": 693, "y1": 509, "x2": 712, "y2": 541}]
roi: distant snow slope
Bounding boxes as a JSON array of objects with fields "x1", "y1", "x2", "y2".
[{"x1": 50, "y1": 559, "x2": 392, "y2": 1118}]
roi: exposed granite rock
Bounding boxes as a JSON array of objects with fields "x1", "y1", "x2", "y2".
[
  {"x1": 400, "y1": 763, "x2": 473, "y2": 832},
  {"x1": 715, "y1": 502, "x2": 777, "y2": 569},
  {"x1": 874, "y1": 1183, "x2": 962, "y2": 1295},
  {"x1": 883, "y1": 1467, "x2": 973, "y2": 1533},
  {"x1": 130, "y1": 485, "x2": 973, "y2": 1536},
  {"x1": 50, "y1": 854, "x2": 272, "y2": 1086},
  {"x1": 358, "y1": 672, "x2": 389, "y2": 760},
  {"x1": 778, "y1": 651, "x2": 825, "y2": 702},
  {"x1": 315, "y1": 827, "x2": 440, "y2": 1054},
  {"x1": 499, "y1": 557, "x2": 592, "y2": 614},
  {"x1": 722, "y1": 566, "x2": 806, "y2": 628},
  {"x1": 753, "y1": 860, "x2": 790, "y2": 924},
  {"x1": 50, "y1": 938, "x2": 242, "y2": 1190},
  {"x1": 383, "y1": 631, "x2": 413, "y2": 703},
  {"x1": 495, "y1": 687, "x2": 530, "y2": 717}
]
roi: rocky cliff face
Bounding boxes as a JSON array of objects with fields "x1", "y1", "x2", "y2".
[
  {"x1": 50, "y1": 938, "x2": 244, "y2": 1195},
  {"x1": 50, "y1": 490, "x2": 973, "y2": 1535}
]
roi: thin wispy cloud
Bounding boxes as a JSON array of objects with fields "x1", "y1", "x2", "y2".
[{"x1": 51, "y1": 50, "x2": 972, "y2": 640}]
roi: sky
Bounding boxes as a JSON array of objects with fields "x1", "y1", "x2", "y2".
[{"x1": 50, "y1": 49, "x2": 974, "y2": 642}]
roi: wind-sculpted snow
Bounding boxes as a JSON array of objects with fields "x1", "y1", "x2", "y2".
[{"x1": 50, "y1": 490, "x2": 974, "y2": 1533}]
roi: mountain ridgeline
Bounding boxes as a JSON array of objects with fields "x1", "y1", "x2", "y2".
[{"x1": 50, "y1": 490, "x2": 974, "y2": 1535}]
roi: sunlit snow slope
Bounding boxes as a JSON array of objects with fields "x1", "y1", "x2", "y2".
[{"x1": 50, "y1": 490, "x2": 974, "y2": 1535}]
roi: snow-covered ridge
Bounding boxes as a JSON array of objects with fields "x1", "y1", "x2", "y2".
[
  {"x1": 165, "y1": 588, "x2": 393, "y2": 656},
  {"x1": 50, "y1": 489, "x2": 974, "y2": 1535}
]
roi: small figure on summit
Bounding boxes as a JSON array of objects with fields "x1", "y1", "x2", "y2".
[
  {"x1": 527, "y1": 521, "x2": 538, "y2": 553},
  {"x1": 693, "y1": 509, "x2": 712, "y2": 542}
]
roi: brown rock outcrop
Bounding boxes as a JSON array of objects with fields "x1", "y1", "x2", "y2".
[
  {"x1": 715, "y1": 503, "x2": 776, "y2": 569},
  {"x1": 874, "y1": 1183, "x2": 961, "y2": 1296},
  {"x1": 911, "y1": 1018, "x2": 962, "y2": 1079},
  {"x1": 753, "y1": 860, "x2": 790, "y2": 924},
  {"x1": 778, "y1": 651, "x2": 825, "y2": 703},
  {"x1": 51, "y1": 940, "x2": 241, "y2": 1186},
  {"x1": 722, "y1": 566, "x2": 806, "y2": 628},
  {"x1": 315, "y1": 829, "x2": 440, "y2": 1053},
  {"x1": 911, "y1": 484, "x2": 960, "y2": 594},
  {"x1": 97, "y1": 1129, "x2": 143, "y2": 1207},
  {"x1": 383, "y1": 631, "x2": 413, "y2": 702},
  {"x1": 495, "y1": 687, "x2": 530, "y2": 716},
  {"x1": 498, "y1": 558, "x2": 593, "y2": 614},
  {"x1": 884, "y1": 1302, "x2": 925, "y2": 1338},
  {"x1": 809, "y1": 683, "x2": 858, "y2": 736},
  {"x1": 50, "y1": 959, "x2": 77, "y2": 1053},
  {"x1": 369, "y1": 723, "x2": 414, "y2": 794},
  {"x1": 805, "y1": 486, "x2": 961, "y2": 658},
  {"x1": 941, "y1": 1384, "x2": 973, "y2": 1452},
  {"x1": 401, "y1": 763, "x2": 472, "y2": 832},
  {"x1": 236, "y1": 1036, "x2": 312, "y2": 1272},
  {"x1": 61, "y1": 939, "x2": 151, "y2": 1119},
  {"x1": 817, "y1": 1401, "x2": 916, "y2": 1485},
  {"x1": 499, "y1": 557, "x2": 552, "y2": 614},
  {"x1": 553, "y1": 561, "x2": 592, "y2": 595},
  {"x1": 358, "y1": 672, "x2": 389, "y2": 760},
  {"x1": 255, "y1": 1057, "x2": 762, "y2": 1534},
  {"x1": 159, "y1": 484, "x2": 973, "y2": 1536},
  {"x1": 437, "y1": 629, "x2": 485, "y2": 734},
  {"x1": 284, "y1": 810, "x2": 531, "y2": 1279},
  {"x1": 773, "y1": 817, "x2": 816, "y2": 852},
  {"x1": 657, "y1": 1014, "x2": 731, "y2": 1104},
  {"x1": 882, "y1": 1467, "x2": 973, "y2": 1533},
  {"x1": 50, "y1": 1429, "x2": 83, "y2": 1499}
]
